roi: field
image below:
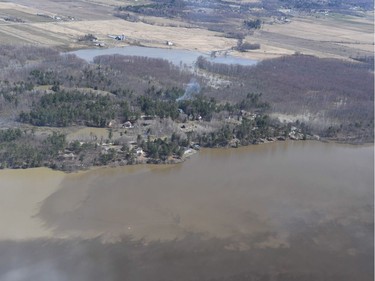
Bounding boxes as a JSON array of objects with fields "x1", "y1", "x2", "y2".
[
  {"x1": 250, "y1": 12, "x2": 374, "y2": 60},
  {"x1": 0, "y1": 0, "x2": 373, "y2": 60}
]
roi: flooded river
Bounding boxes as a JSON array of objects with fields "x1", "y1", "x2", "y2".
[{"x1": 0, "y1": 141, "x2": 373, "y2": 281}]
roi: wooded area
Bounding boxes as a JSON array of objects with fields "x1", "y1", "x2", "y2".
[{"x1": 0, "y1": 46, "x2": 373, "y2": 170}]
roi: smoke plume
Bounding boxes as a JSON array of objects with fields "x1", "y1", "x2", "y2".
[{"x1": 177, "y1": 78, "x2": 200, "y2": 101}]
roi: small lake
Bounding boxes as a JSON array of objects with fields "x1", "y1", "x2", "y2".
[{"x1": 70, "y1": 46, "x2": 257, "y2": 67}]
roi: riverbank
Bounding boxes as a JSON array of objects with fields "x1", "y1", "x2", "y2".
[{"x1": 0, "y1": 112, "x2": 372, "y2": 173}]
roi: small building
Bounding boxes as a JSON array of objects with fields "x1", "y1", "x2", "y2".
[
  {"x1": 136, "y1": 148, "x2": 144, "y2": 156},
  {"x1": 140, "y1": 115, "x2": 155, "y2": 121},
  {"x1": 108, "y1": 34, "x2": 126, "y2": 41},
  {"x1": 123, "y1": 121, "x2": 133, "y2": 128},
  {"x1": 166, "y1": 41, "x2": 174, "y2": 46},
  {"x1": 63, "y1": 153, "x2": 75, "y2": 160},
  {"x1": 116, "y1": 34, "x2": 125, "y2": 41}
]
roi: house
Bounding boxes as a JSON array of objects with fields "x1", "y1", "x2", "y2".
[
  {"x1": 63, "y1": 152, "x2": 75, "y2": 160},
  {"x1": 140, "y1": 115, "x2": 155, "y2": 121},
  {"x1": 116, "y1": 34, "x2": 125, "y2": 41},
  {"x1": 123, "y1": 121, "x2": 133, "y2": 128},
  {"x1": 136, "y1": 148, "x2": 144, "y2": 156}
]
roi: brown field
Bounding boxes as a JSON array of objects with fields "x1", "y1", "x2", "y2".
[
  {"x1": 0, "y1": 0, "x2": 373, "y2": 60},
  {"x1": 242, "y1": 11, "x2": 374, "y2": 60}
]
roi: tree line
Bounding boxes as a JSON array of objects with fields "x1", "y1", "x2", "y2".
[
  {"x1": 19, "y1": 90, "x2": 117, "y2": 127},
  {"x1": 0, "y1": 129, "x2": 67, "y2": 169}
]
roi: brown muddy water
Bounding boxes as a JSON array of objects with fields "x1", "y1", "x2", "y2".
[{"x1": 0, "y1": 141, "x2": 373, "y2": 281}]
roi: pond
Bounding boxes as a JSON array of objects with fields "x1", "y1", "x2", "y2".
[{"x1": 70, "y1": 46, "x2": 257, "y2": 67}]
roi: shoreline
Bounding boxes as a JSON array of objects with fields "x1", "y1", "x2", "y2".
[{"x1": 1, "y1": 137, "x2": 372, "y2": 174}]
